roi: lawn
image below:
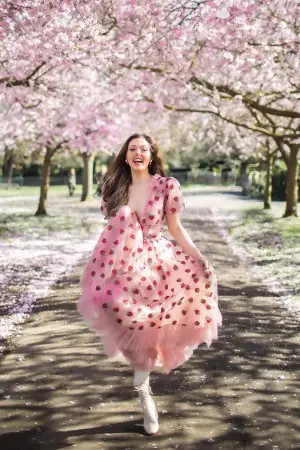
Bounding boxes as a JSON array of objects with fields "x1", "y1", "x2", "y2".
[
  {"x1": 229, "y1": 208, "x2": 300, "y2": 304},
  {"x1": 0, "y1": 184, "x2": 99, "y2": 197},
  {"x1": 0, "y1": 195, "x2": 105, "y2": 353},
  {"x1": 0, "y1": 182, "x2": 237, "y2": 198}
]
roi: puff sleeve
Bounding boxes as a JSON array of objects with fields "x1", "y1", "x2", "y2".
[{"x1": 163, "y1": 177, "x2": 185, "y2": 216}]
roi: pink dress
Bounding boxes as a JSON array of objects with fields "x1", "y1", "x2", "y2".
[{"x1": 77, "y1": 174, "x2": 222, "y2": 373}]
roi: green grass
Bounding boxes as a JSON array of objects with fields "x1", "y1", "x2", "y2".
[
  {"x1": 0, "y1": 185, "x2": 99, "y2": 197},
  {"x1": 0, "y1": 199, "x2": 104, "y2": 237},
  {"x1": 236, "y1": 208, "x2": 299, "y2": 240},
  {"x1": 231, "y1": 207, "x2": 299, "y2": 232},
  {"x1": 229, "y1": 207, "x2": 300, "y2": 301},
  {"x1": 0, "y1": 213, "x2": 78, "y2": 236},
  {"x1": 0, "y1": 182, "x2": 234, "y2": 197}
]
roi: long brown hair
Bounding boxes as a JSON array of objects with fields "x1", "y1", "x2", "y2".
[{"x1": 102, "y1": 134, "x2": 166, "y2": 217}]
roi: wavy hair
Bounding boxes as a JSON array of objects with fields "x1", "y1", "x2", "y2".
[{"x1": 102, "y1": 134, "x2": 166, "y2": 217}]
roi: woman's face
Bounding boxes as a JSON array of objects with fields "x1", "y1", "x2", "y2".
[{"x1": 126, "y1": 137, "x2": 152, "y2": 173}]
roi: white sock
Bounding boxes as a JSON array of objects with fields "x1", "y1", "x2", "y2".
[{"x1": 133, "y1": 369, "x2": 150, "y2": 387}]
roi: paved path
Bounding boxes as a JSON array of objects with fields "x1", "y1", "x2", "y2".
[{"x1": 0, "y1": 198, "x2": 299, "y2": 450}]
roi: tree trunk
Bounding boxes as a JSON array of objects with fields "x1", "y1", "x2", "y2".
[
  {"x1": 81, "y1": 152, "x2": 94, "y2": 201},
  {"x1": 264, "y1": 153, "x2": 273, "y2": 209},
  {"x1": 35, "y1": 148, "x2": 52, "y2": 216},
  {"x1": 2, "y1": 147, "x2": 14, "y2": 185},
  {"x1": 284, "y1": 144, "x2": 299, "y2": 217},
  {"x1": 6, "y1": 154, "x2": 14, "y2": 186}
]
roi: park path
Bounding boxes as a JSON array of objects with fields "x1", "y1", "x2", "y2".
[{"x1": 0, "y1": 197, "x2": 299, "y2": 450}]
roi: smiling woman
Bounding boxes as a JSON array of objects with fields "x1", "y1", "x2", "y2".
[
  {"x1": 77, "y1": 133, "x2": 222, "y2": 435},
  {"x1": 96, "y1": 134, "x2": 166, "y2": 218},
  {"x1": 127, "y1": 136, "x2": 152, "y2": 168}
]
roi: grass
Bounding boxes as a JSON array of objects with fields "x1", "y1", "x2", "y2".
[
  {"x1": 229, "y1": 207, "x2": 300, "y2": 301},
  {"x1": 0, "y1": 182, "x2": 236, "y2": 198},
  {"x1": 0, "y1": 213, "x2": 78, "y2": 236},
  {"x1": 0, "y1": 192, "x2": 105, "y2": 237},
  {"x1": 0, "y1": 184, "x2": 99, "y2": 197},
  {"x1": 231, "y1": 207, "x2": 299, "y2": 241},
  {"x1": 0, "y1": 212, "x2": 103, "y2": 238}
]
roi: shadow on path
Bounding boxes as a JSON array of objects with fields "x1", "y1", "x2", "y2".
[{"x1": 0, "y1": 209, "x2": 299, "y2": 450}]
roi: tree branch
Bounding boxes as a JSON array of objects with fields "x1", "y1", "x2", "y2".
[
  {"x1": 191, "y1": 77, "x2": 300, "y2": 119},
  {"x1": 143, "y1": 95, "x2": 300, "y2": 140},
  {"x1": 3, "y1": 61, "x2": 46, "y2": 87}
]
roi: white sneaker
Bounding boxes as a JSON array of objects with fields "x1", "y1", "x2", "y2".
[{"x1": 134, "y1": 379, "x2": 159, "y2": 435}]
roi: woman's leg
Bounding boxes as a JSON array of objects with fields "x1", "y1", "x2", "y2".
[
  {"x1": 133, "y1": 370, "x2": 150, "y2": 387},
  {"x1": 133, "y1": 369, "x2": 159, "y2": 435}
]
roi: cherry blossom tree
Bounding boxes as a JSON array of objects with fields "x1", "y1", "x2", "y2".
[
  {"x1": 117, "y1": 0, "x2": 299, "y2": 216},
  {"x1": 1, "y1": 0, "x2": 299, "y2": 217}
]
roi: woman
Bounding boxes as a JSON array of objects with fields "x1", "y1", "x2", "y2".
[
  {"x1": 67, "y1": 168, "x2": 76, "y2": 196},
  {"x1": 77, "y1": 134, "x2": 222, "y2": 435}
]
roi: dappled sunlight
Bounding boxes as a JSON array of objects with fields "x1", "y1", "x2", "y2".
[
  {"x1": 0, "y1": 195, "x2": 104, "y2": 354},
  {"x1": 211, "y1": 206, "x2": 300, "y2": 320},
  {"x1": 0, "y1": 207, "x2": 299, "y2": 449}
]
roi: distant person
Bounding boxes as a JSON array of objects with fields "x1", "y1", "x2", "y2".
[
  {"x1": 77, "y1": 134, "x2": 222, "y2": 435},
  {"x1": 240, "y1": 172, "x2": 251, "y2": 196},
  {"x1": 95, "y1": 169, "x2": 104, "y2": 196},
  {"x1": 67, "y1": 168, "x2": 76, "y2": 196}
]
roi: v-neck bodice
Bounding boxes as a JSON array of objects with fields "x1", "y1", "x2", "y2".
[
  {"x1": 100, "y1": 173, "x2": 185, "y2": 238},
  {"x1": 126, "y1": 174, "x2": 158, "y2": 223}
]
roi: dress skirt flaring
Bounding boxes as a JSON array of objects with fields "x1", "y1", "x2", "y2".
[{"x1": 77, "y1": 174, "x2": 222, "y2": 374}]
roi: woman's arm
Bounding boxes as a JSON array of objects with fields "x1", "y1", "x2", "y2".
[{"x1": 166, "y1": 213, "x2": 207, "y2": 266}]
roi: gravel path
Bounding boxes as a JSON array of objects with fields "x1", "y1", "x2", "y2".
[{"x1": 0, "y1": 191, "x2": 299, "y2": 449}]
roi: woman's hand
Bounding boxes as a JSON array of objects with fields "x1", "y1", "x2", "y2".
[
  {"x1": 197, "y1": 254, "x2": 209, "y2": 270},
  {"x1": 166, "y1": 214, "x2": 210, "y2": 270}
]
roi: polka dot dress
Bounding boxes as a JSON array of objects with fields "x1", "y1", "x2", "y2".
[{"x1": 77, "y1": 174, "x2": 222, "y2": 373}]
